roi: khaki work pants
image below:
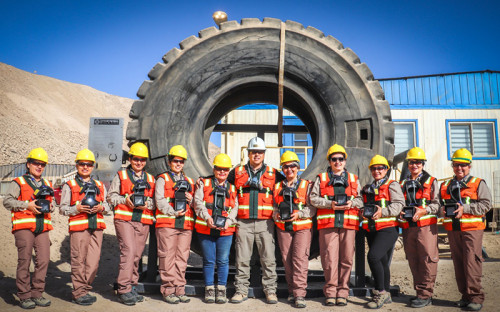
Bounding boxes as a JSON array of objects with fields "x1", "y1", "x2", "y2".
[
  {"x1": 14, "y1": 229, "x2": 50, "y2": 300},
  {"x1": 402, "y1": 224, "x2": 439, "y2": 299},
  {"x1": 156, "y1": 227, "x2": 192, "y2": 296},
  {"x1": 70, "y1": 229, "x2": 103, "y2": 299},
  {"x1": 277, "y1": 227, "x2": 312, "y2": 298},
  {"x1": 234, "y1": 219, "x2": 277, "y2": 294},
  {"x1": 448, "y1": 229, "x2": 485, "y2": 304},
  {"x1": 114, "y1": 219, "x2": 149, "y2": 294},
  {"x1": 319, "y1": 227, "x2": 356, "y2": 298}
]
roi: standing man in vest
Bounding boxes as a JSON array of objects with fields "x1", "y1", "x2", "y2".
[
  {"x1": 310, "y1": 144, "x2": 363, "y2": 307},
  {"x1": 398, "y1": 147, "x2": 440, "y2": 308},
  {"x1": 3, "y1": 148, "x2": 54, "y2": 309},
  {"x1": 107, "y1": 142, "x2": 156, "y2": 305},
  {"x1": 273, "y1": 151, "x2": 315, "y2": 308},
  {"x1": 59, "y1": 149, "x2": 110, "y2": 305},
  {"x1": 440, "y1": 148, "x2": 492, "y2": 312},
  {"x1": 229, "y1": 137, "x2": 285, "y2": 304}
]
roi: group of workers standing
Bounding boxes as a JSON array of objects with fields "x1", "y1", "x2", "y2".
[{"x1": 4, "y1": 137, "x2": 492, "y2": 311}]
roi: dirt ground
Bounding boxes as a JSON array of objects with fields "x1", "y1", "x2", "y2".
[{"x1": 1, "y1": 197, "x2": 499, "y2": 312}]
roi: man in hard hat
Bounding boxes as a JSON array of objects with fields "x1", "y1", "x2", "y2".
[
  {"x1": 59, "y1": 149, "x2": 110, "y2": 305},
  {"x1": 3, "y1": 148, "x2": 55, "y2": 309},
  {"x1": 439, "y1": 148, "x2": 492, "y2": 311},
  {"x1": 228, "y1": 137, "x2": 285, "y2": 304},
  {"x1": 107, "y1": 142, "x2": 156, "y2": 305}
]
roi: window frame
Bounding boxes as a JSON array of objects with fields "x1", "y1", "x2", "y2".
[
  {"x1": 393, "y1": 119, "x2": 419, "y2": 156},
  {"x1": 445, "y1": 119, "x2": 499, "y2": 160}
]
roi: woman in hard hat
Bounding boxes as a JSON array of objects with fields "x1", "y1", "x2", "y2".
[
  {"x1": 193, "y1": 153, "x2": 238, "y2": 304},
  {"x1": 3, "y1": 148, "x2": 55, "y2": 309},
  {"x1": 59, "y1": 149, "x2": 110, "y2": 306},
  {"x1": 155, "y1": 145, "x2": 195, "y2": 304},
  {"x1": 310, "y1": 144, "x2": 363, "y2": 307},
  {"x1": 398, "y1": 147, "x2": 440, "y2": 308},
  {"x1": 439, "y1": 148, "x2": 492, "y2": 312},
  {"x1": 360, "y1": 155, "x2": 404, "y2": 309},
  {"x1": 273, "y1": 151, "x2": 315, "y2": 308},
  {"x1": 107, "y1": 142, "x2": 156, "y2": 306}
]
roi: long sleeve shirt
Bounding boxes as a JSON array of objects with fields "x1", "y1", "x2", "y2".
[
  {"x1": 273, "y1": 178, "x2": 316, "y2": 219},
  {"x1": 193, "y1": 179, "x2": 239, "y2": 227},
  {"x1": 106, "y1": 170, "x2": 154, "y2": 210},
  {"x1": 309, "y1": 174, "x2": 364, "y2": 210},
  {"x1": 3, "y1": 175, "x2": 56, "y2": 212},
  {"x1": 445, "y1": 174, "x2": 492, "y2": 216},
  {"x1": 59, "y1": 177, "x2": 111, "y2": 216},
  {"x1": 155, "y1": 171, "x2": 191, "y2": 216}
]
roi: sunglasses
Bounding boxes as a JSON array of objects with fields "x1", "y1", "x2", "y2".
[
  {"x1": 282, "y1": 164, "x2": 298, "y2": 170},
  {"x1": 330, "y1": 157, "x2": 345, "y2": 163},
  {"x1": 214, "y1": 166, "x2": 230, "y2": 172},
  {"x1": 408, "y1": 160, "x2": 424, "y2": 166},
  {"x1": 131, "y1": 157, "x2": 147, "y2": 162},
  {"x1": 77, "y1": 162, "x2": 94, "y2": 168},
  {"x1": 370, "y1": 166, "x2": 387, "y2": 171},
  {"x1": 171, "y1": 159, "x2": 185, "y2": 164},
  {"x1": 452, "y1": 163, "x2": 470, "y2": 168},
  {"x1": 250, "y1": 150, "x2": 265, "y2": 155},
  {"x1": 30, "y1": 161, "x2": 46, "y2": 168}
]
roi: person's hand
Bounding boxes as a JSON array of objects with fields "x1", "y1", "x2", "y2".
[
  {"x1": 91, "y1": 204, "x2": 104, "y2": 214},
  {"x1": 175, "y1": 209, "x2": 186, "y2": 217},
  {"x1": 27, "y1": 201, "x2": 41, "y2": 214},
  {"x1": 273, "y1": 211, "x2": 280, "y2": 222},
  {"x1": 454, "y1": 203, "x2": 464, "y2": 218},
  {"x1": 186, "y1": 193, "x2": 193, "y2": 205},
  {"x1": 125, "y1": 196, "x2": 134, "y2": 209},
  {"x1": 222, "y1": 220, "x2": 230, "y2": 231},
  {"x1": 207, "y1": 217, "x2": 216, "y2": 229},
  {"x1": 289, "y1": 212, "x2": 299, "y2": 221},
  {"x1": 412, "y1": 207, "x2": 427, "y2": 222},
  {"x1": 77, "y1": 204, "x2": 91, "y2": 214},
  {"x1": 372, "y1": 205, "x2": 382, "y2": 220}
]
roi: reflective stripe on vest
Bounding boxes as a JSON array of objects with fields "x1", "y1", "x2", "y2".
[{"x1": 273, "y1": 179, "x2": 312, "y2": 232}]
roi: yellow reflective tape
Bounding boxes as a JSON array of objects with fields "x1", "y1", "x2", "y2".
[
  {"x1": 69, "y1": 179, "x2": 76, "y2": 187},
  {"x1": 196, "y1": 219, "x2": 207, "y2": 226},
  {"x1": 316, "y1": 214, "x2": 335, "y2": 220},
  {"x1": 120, "y1": 170, "x2": 128, "y2": 180},
  {"x1": 374, "y1": 217, "x2": 396, "y2": 223},
  {"x1": 205, "y1": 179, "x2": 210, "y2": 187},
  {"x1": 460, "y1": 218, "x2": 484, "y2": 223},
  {"x1": 69, "y1": 218, "x2": 105, "y2": 226},
  {"x1": 321, "y1": 172, "x2": 327, "y2": 181},
  {"x1": 18, "y1": 177, "x2": 26, "y2": 184}
]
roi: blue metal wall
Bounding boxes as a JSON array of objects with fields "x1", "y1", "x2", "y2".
[{"x1": 380, "y1": 70, "x2": 500, "y2": 109}]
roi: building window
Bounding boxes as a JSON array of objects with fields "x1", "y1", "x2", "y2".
[
  {"x1": 447, "y1": 120, "x2": 498, "y2": 159},
  {"x1": 393, "y1": 120, "x2": 418, "y2": 156}
]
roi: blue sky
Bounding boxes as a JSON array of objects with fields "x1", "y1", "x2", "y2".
[{"x1": 1, "y1": 0, "x2": 499, "y2": 99}]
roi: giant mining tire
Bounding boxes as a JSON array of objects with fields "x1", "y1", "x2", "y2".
[{"x1": 127, "y1": 18, "x2": 394, "y2": 261}]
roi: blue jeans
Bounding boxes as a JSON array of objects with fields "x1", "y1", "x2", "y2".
[{"x1": 198, "y1": 233, "x2": 233, "y2": 286}]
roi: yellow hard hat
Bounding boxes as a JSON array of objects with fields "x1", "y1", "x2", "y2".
[
  {"x1": 27, "y1": 147, "x2": 48, "y2": 163},
  {"x1": 129, "y1": 142, "x2": 149, "y2": 158},
  {"x1": 327, "y1": 144, "x2": 347, "y2": 160},
  {"x1": 75, "y1": 149, "x2": 96, "y2": 163},
  {"x1": 169, "y1": 145, "x2": 188, "y2": 160},
  {"x1": 451, "y1": 148, "x2": 472, "y2": 163},
  {"x1": 280, "y1": 151, "x2": 300, "y2": 166},
  {"x1": 213, "y1": 153, "x2": 232, "y2": 168},
  {"x1": 369, "y1": 155, "x2": 389, "y2": 168},
  {"x1": 406, "y1": 147, "x2": 426, "y2": 161}
]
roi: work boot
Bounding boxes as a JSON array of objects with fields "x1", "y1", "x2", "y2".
[
  {"x1": 73, "y1": 294, "x2": 94, "y2": 306},
  {"x1": 336, "y1": 297, "x2": 347, "y2": 306},
  {"x1": 216, "y1": 285, "x2": 227, "y2": 304},
  {"x1": 205, "y1": 286, "x2": 215, "y2": 303},
  {"x1": 119, "y1": 291, "x2": 137, "y2": 306},
  {"x1": 456, "y1": 299, "x2": 470, "y2": 307},
  {"x1": 411, "y1": 297, "x2": 432, "y2": 308},
  {"x1": 178, "y1": 294, "x2": 190, "y2": 303},
  {"x1": 366, "y1": 290, "x2": 391, "y2": 309},
  {"x1": 324, "y1": 297, "x2": 336, "y2": 306},
  {"x1": 32, "y1": 296, "x2": 51, "y2": 307},
  {"x1": 132, "y1": 286, "x2": 144, "y2": 302},
  {"x1": 295, "y1": 297, "x2": 306, "y2": 308},
  {"x1": 20, "y1": 299, "x2": 35, "y2": 309},
  {"x1": 287, "y1": 294, "x2": 295, "y2": 303},
  {"x1": 265, "y1": 291, "x2": 278, "y2": 304},
  {"x1": 87, "y1": 293, "x2": 97, "y2": 303},
  {"x1": 163, "y1": 294, "x2": 180, "y2": 304},
  {"x1": 230, "y1": 292, "x2": 248, "y2": 303},
  {"x1": 466, "y1": 302, "x2": 483, "y2": 311}
]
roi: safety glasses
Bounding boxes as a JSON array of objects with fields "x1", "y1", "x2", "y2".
[
  {"x1": 214, "y1": 166, "x2": 230, "y2": 172},
  {"x1": 30, "y1": 161, "x2": 46, "y2": 168},
  {"x1": 282, "y1": 164, "x2": 298, "y2": 170},
  {"x1": 330, "y1": 157, "x2": 345, "y2": 163},
  {"x1": 77, "y1": 162, "x2": 94, "y2": 168},
  {"x1": 171, "y1": 159, "x2": 185, "y2": 164},
  {"x1": 370, "y1": 166, "x2": 387, "y2": 171},
  {"x1": 452, "y1": 163, "x2": 470, "y2": 168}
]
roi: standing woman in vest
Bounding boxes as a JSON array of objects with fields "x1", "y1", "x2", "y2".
[
  {"x1": 439, "y1": 148, "x2": 492, "y2": 312},
  {"x1": 3, "y1": 148, "x2": 54, "y2": 309},
  {"x1": 398, "y1": 147, "x2": 440, "y2": 308},
  {"x1": 107, "y1": 142, "x2": 156, "y2": 305},
  {"x1": 193, "y1": 153, "x2": 238, "y2": 304},
  {"x1": 309, "y1": 144, "x2": 363, "y2": 307},
  {"x1": 155, "y1": 145, "x2": 195, "y2": 304},
  {"x1": 59, "y1": 149, "x2": 110, "y2": 306},
  {"x1": 360, "y1": 155, "x2": 404, "y2": 309},
  {"x1": 273, "y1": 151, "x2": 315, "y2": 308}
]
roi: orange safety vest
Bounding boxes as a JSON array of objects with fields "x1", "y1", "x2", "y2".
[
  {"x1": 113, "y1": 169, "x2": 155, "y2": 225},
  {"x1": 274, "y1": 179, "x2": 313, "y2": 232},
  {"x1": 66, "y1": 178, "x2": 106, "y2": 232},
  {"x1": 316, "y1": 171, "x2": 360, "y2": 230},
  {"x1": 361, "y1": 179, "x2": 399, "y2": 232},
  {"x1": 398, "y1": 173, "x2": 437, "y2": 229},
  {"x1": 11, "y1": 175, "x2": 53, "y2": 234},
  {"x1": 234, "y1": 165, "x2": 277, "y2": 219},
  {"x1": 155, "y1": 172, "x2": 195, "y2": 230},
  {"x1": 195, "y1": 178, "x2": 237, "y2": 236},
  {"x1": 440, "y1": 176, "x2": 485, "y2": 231}
]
